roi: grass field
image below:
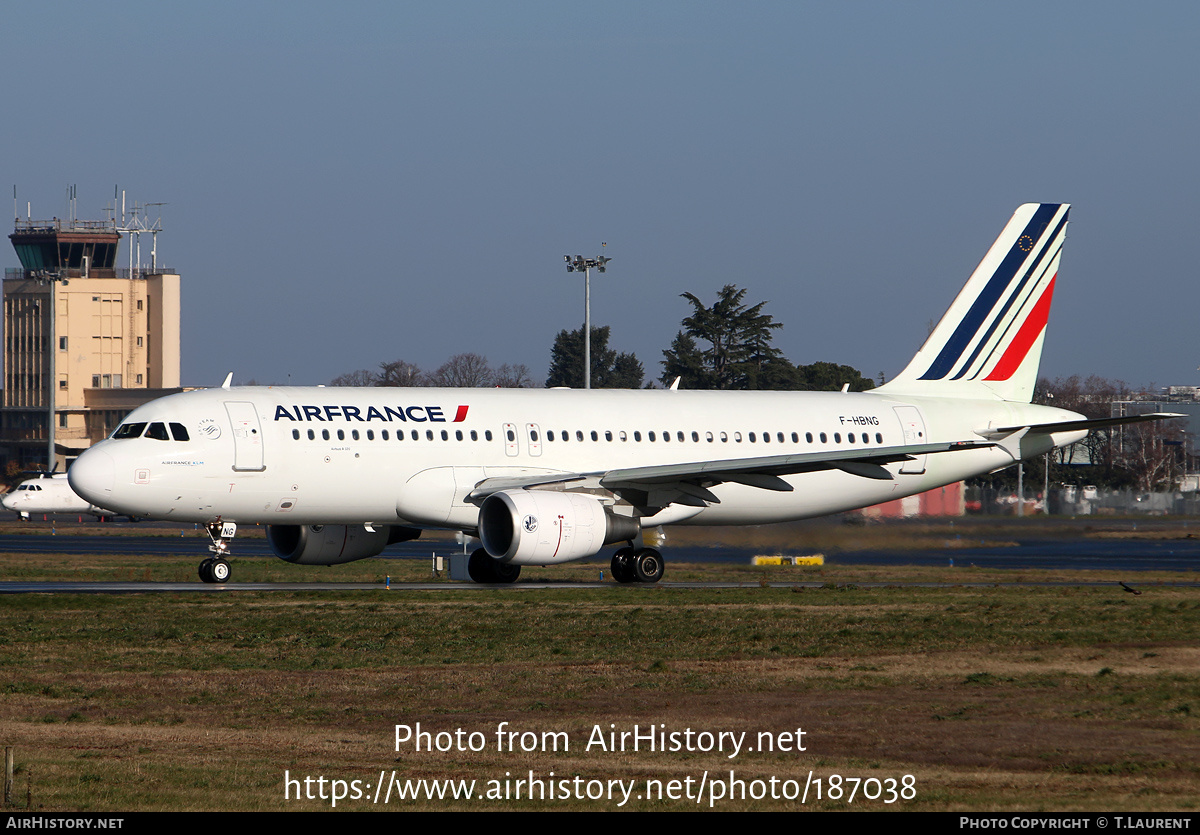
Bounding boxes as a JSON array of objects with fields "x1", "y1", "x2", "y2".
[{"x1": 1, "y1": 519, "x2": 1198, "y2": 811}]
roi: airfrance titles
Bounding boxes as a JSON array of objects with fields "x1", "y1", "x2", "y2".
[{"x1": 273, "y1": 404, "x2": 469, "y2": 423}]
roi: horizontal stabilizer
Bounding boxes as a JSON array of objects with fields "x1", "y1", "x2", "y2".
[{"x1": 983, "y1": 412, "x2": 1186, "y2": 437}]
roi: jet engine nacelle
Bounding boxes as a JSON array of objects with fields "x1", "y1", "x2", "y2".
[
  {"x1": 478, "y1": 490, "x2": 639, "y2": 565},
  {"x1": 267, "y1": 524, "x2": 421, "y2": 565}
]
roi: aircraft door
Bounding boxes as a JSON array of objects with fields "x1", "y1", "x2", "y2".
[
  {"x1": 503, "y1": 423, "x2": 519, "y2": 457},
  {"x1": 225, "y1": 401, "x2": 266, "y2": 472},
  {"x1": 893, "y1": 405, "x2": 928, "y2": 475},
  {"x1": 525, "y1": 423, "x2": 542, "y2": 457}
]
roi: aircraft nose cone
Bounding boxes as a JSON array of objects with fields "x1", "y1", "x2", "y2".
[{"x1": 69, "y1": 449, "x2": 115, "y2": 505}]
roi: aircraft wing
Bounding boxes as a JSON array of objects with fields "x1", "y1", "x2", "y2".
[{"x1": 466, "y1": 440, "x2": 993, "y2": 507}]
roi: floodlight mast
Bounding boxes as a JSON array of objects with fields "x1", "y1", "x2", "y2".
[{"x1": 563, "y1": 253, "x2": 611, "y2": 389}]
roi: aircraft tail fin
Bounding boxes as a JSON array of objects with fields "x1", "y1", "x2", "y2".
[{"x1": 878, "y1": 203, "x2": 1069, "y2": 403}]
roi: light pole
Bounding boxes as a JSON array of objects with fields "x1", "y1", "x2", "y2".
[
  {"x1": 34, "y1": 267, "x2": 68, "y2": 471},
  {"x1": 564, "y1": 253, "x2": 611, "y2": 389}
]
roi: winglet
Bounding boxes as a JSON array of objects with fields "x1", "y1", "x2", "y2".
[
  {"x1": 669, "y1": 377, "x2": 681, "y2": 391},
  {"x1": 221, "y1": 372, "x2": 233, "y2": 390}
]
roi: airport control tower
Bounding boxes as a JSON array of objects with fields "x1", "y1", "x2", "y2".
[{"x1": 2, "y1": 191, "x2": 182, "y2": 472}]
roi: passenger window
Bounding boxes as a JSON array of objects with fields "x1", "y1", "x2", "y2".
[
  {"x1": 692, "y1": 431, "x2": 699, "y2": 442},
  {"x1": 834, "y1": 433, "x2": 841, "y2": 443},
  {"x1": 605, "y1": 431, "x2": 613, "y2": 442},
  {"x1": 677, "y1": 431, "x2": 685, "y2": 442},
  {"x1": 366, "y1": 430, "x2": 374, "y2": 440},
  {"x1": 292, "y1": 429, "x2": 300, "y2": 440},
  {"x1": 337, "y1": 430, "x2": 345, "y2": 441},
  {"x1": 308, "y1": 429, "x2": 315, "y2": 440},
  {"x1": 145, "y1": 422, "x2": 170, "y2": 441},
  {"x1": 322, "y1": 429, "x2": 330, "y2": 440},
  {"x1": 456, "y1": 430, "x2": 463, "y2": 441},
  {"x1": 485, "y1": 430, "x2": 493, "y2": 441},
  {"x1": 748, "y1": 432, "x2": 756, "y2": 443},
  {"x1": 351, "y1": 430, "x2": 359, "y2": 440},
  {"x1": 440, "y1": 430, "x2": 448, "y2": 440},
  {"x1": 471, "y1": 430, "x2": 478, "y2": 441},
  {"x1": 876, "y1": 433, "x2": 883, "y2": 443},
  {"x1": 820, "y1": 432, "x2": 827, "y2": 443},
  {"x1": 170, "y1": 423, "x2": 190, "y2": 441}
]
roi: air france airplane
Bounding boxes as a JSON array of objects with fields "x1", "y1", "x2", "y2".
[
  {"x1": 1, "y1": 473, "x2": 117, "y2": 520},
  {"x1": 67, "y1": 204, "x2": 1171, "y2": 584}
]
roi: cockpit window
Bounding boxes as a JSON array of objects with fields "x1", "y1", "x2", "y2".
[
  {"x1": 170, "y1": 423, "x2": 190, "y2": 441},
  {"x1": 113, "y1": 422, "x2": 147, "y2": 439},
  {"x1": 145, "y1": 422, "x2": 170, "y2": 441}
]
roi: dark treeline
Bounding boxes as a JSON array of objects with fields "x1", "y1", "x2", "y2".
[{"x1": 332, "y1": 284, "x2": 876, "y2": 393}]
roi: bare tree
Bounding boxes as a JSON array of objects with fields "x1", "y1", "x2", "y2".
[
  {"x1": 377, "y1": 359, "x2": 428, "y2": 387},
  {"x1": 330, "y1": 369, "x2": 377, "y2": 387},
  {"x1": 428, "y1": 353, "x2": 494, "y2": 387},
  {"x1": 493, "y1": 363, "x2": 535, "y2": 388},
  {"x1": 1126, "y1": 418, "x2": 1188, "y2": 491}
]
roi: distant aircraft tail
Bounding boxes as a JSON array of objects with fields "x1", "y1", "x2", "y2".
[{"x1": 879, "y1": 203, "x2": 1069, "y2": 403}]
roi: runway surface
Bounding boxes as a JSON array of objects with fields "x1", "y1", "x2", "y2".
[
  {"x1": 1, "y1": 525, "x2": 1197, "y2": 593},
  {"x1": 3, "y1": 530, "x2": 1200, "y2": 569}
]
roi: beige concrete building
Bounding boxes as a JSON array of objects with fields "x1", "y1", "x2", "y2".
[{"x1": 3, "y1": 217, "x2": 182, "y2": 471}]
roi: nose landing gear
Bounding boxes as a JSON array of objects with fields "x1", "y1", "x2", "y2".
[{"x1": 199, "y1": 520, "x2": 237, "y2": 583}]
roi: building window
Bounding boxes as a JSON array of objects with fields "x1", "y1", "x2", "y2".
[
  {"x1": 137, "y1": 337, "x2": 143, "y2": 347},
  {"x1": 137, "y1": 300, "x2": 143, "y2": 311},
  {"x1": 59, "y1": 336, "x2": 67, "y2": 350},
  {"x1": 58, "y1": 413, "x2": 68, "y2": 428},
  {"x1": 136, "y1": 374, "x2": 143, "y2": 384}
]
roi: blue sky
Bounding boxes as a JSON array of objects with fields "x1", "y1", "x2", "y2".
[{"x1": 3, "y1": 2, "x2": 1197, "y2": 388}]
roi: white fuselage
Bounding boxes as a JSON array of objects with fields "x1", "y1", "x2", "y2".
[{"x1": 67, "y1": 385, "x2": 1085, "y2": 532}]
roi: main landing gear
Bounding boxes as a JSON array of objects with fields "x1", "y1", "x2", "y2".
[
  {"x1": 610, "y1": 546, "x2": 664, "y2": 584},
  {"x1": 468, "y1": 548, "x2": 521, "y2": 584},
  {"x1": 199, "y1": 520, "x2": 237, "y2": 583}
]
